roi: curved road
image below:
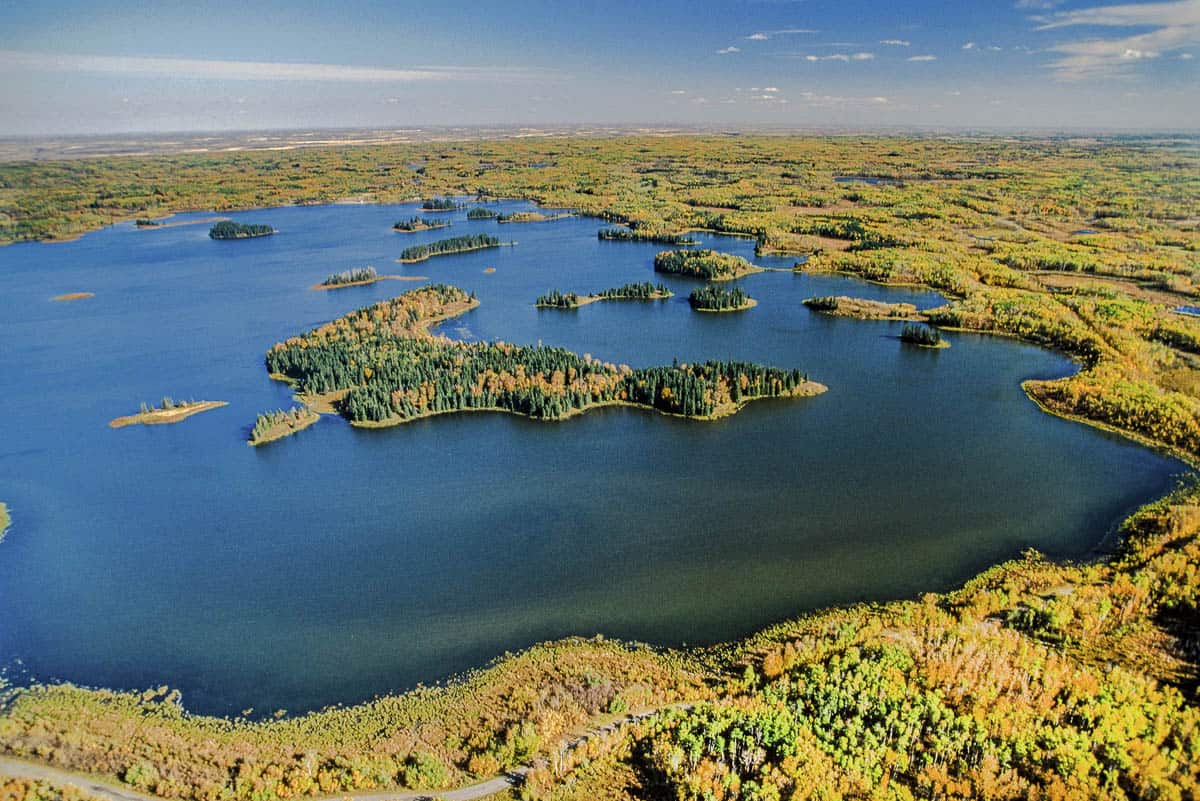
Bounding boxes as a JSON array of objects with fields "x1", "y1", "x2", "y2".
[{"x1": 0, "y1": 706, "x2": 685, "y2": 801}]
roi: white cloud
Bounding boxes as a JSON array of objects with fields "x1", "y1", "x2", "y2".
[
  {"x1": 1016, "y1": 0, "x2": 1063, "y2": 8},
  {"x1": 880, "y1": 39, "x2": 911, "y2": 46},
  {"x1": 987, "y1": 45, "x2": 1003, "y2": 51},
  {"x1": 763, "y1": 86, "x2": 780, "y2": 92},
  {"x1": 908, "y1": 54, "x2": 938, "y2": 61},
  {"x1": 802, "y1": 52, "x2": 874, "y2": 62},
  {"x1": 1182, "y1": 52, "x2": 1196, "y2": 58},
  {"x1": 852, "y1": 52, "x2": 876, "y2": 60},
  {"x1": 946, "y1": 90, "x2": 962, "y2": 96},
  {"x1": 962, "y1": 41, "x2": 976, "y2": 50},
  {"x1": 747, "y1": 33, "x2": 770, "y2": 40},
  {"x1": 717, "y1": 46, "x2": 741, "y2": 55},
  {"x1": 1033, "y1": 0, "x2": 1200, "y2": 80},
  {"x1": 794, "y1": 91, "x2": 890, "y2": 107},
  {"x1": 0, "y1": 50, "x2": 533, "y2": 83},
  {"x1": 670, "y1": 89, "x2": 688, "y2": 95}
]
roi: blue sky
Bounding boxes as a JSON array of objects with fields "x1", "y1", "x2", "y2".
[{"x1": 1, "y1": 0, "x2": 1197, "y2": 134}]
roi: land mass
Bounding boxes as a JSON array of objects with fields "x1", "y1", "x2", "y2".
[
  {"x1": 654, "y1": 248, "x2": 763, "y2": 281},
  {"x1": 108, "y1": 400, "x2": 228, "y2": 429},
  {"x1": 51, "y1": 292, "x2": 93, "y2": 302},
  {"x1": 803, "y1": 295, "x2": 924, "y2": 320},
  {"x1": 266, "y1": 284, "x2": 824, "y2": 428},
  {"x1": 248, "y1": 407, "x2": 320, "y2": 446},
  {"x1": 209, "y1": 221, "x2": 275, "y2": 240},
  {"x1": 496, "y1": 211, "x2": 571, "y2": 224},
  {"x1": 535, "y1": 282, "x2": 673, "y2": 309},
  {"x1": 397, "y1": 234, "x2": 505, "y2": 263}
]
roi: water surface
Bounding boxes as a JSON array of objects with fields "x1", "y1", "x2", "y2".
[{"x1": 0, "y1": 201, "x2": 1184, "y2": 715}]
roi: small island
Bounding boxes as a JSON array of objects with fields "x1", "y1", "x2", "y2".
[
  {"x1": 393, "y1": 216, "x2": 451, "y2": 233},
  {"x1": 0, "y1": 501, "x2": 9, "y2": 542},
  {"x1": 803, "y1": 296, "x2": 924, "y2": 320},
  {"x1": 248, "y1": 406, "x2": 320, "y2": 446},
  {"x1": 467, "y1": 207, "x2": 499, "y2": 219},
  {"x1": 398, "y1": 234, "x2": 505, "y2": 263},
  {"x1": 52, "y1": 292, "x2": 94, "y2": 302},
  {"x1": 209, "y1": 221, "x2": 275, "y2": 240},
  {"x1": 689, "y1": 284, "x2": 756, "y2": 313},
  {"x1": 109, "y1": 398, "x2": 229, "y2": 428},
  {"x1": 536, "y1": 282, "x2": 673, "y2": 309},
  {"x1": 654, "y1": 249, "x2": 762, "y2": 281},
  {"x1": 899, "y1": 322, "x2": 950, "y2": 348},
  {"x1": 266, "y1": 284, "x2": 825, "y2": 428},
  {"x1": 496, "y1": 211, "x2": 572, "y2": 224},
  {"x1": 421, "y1": 197, "x2": 465, "y2": 211},
  {"x1": 135, "y1": 218, "x2": 160, "y2": 227},
  {"x1": 310, "y1": 266, "x2": 430, "y2": 291},
  {"x1": 598, "y1": 227, "x2": 698, "y2": 245}
]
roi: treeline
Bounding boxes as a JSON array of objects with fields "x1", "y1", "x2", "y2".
[
  {"x1": 689, "y1": 285, "x2": 751, "y2": 311},
  {"x1": 421, "y1": 197, "x2": 463, "y2": 210},
  {"x1": 322, "y1": 266, "x2": 377, "y2": 286},
  {"x1": 597, "y1": 227, "x2": 697, "y2": 245},
  {"x1": 265, "y1": 285, "x2": 813, "y2": 425},
  {"x1": 209, "y1": 221, "x2": 274, "y2": 239},
  {"x1": 536, "y1": 289, "x2": 580, "y2": 308},
  {"x1": 596, "y1": 281, "x2": 671, "y2": 299},
  {"x1": 399, "y1": 234, "x2": 500, "y2": 262},
  {"x1": 467, "y1": 207, "x2": 498, "y2": 219},
  {"x1": 393, "y1": 216, "x2": 449, "y2": 231},
  {"x1": 654, "y1": 249, "x2": 757, "y2": 280}
]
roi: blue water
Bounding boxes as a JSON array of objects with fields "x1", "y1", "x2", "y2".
[{"x1": 0, "y1": 200, "x2": 1185, "y2": 716}]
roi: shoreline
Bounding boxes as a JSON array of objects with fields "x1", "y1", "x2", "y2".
[
  {"x1": 51, "y1": 292, "x2": 94, "y2": 302},
  {"x1": 397, "y1": 242, "x2": 508, "y2": 264},
  {"x1": 108, "y1": 400, "x2": 228, "y2": 429},
  {"x1": 249, "y1": 410, "x2": 321, "y2": 446},
  {"x1": 691, "y1": 298, "x2": 758, "y2": 313},
  {"x1": 535, "y1": 291, "x2": 672, "y2": 309}
]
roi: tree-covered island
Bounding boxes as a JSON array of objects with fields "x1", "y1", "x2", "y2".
[
  {"x1": 420, "y1": 197, "x2": 464, "y2": 211},
  {"x1": 536, "y1": 281, "x2": 673, "y2": 309},
  {"x1": 208, "y1": 221, "x2": 275, "y2": 240},
  {"x1": 689, "y1": 284, "x2": 756, "y2": 312},
  {"x1": 109, "y1": 398, "x2": 228, "y2": 428},
  {"x1": 598, "y1": 227, "x2": 698, "y2": 245},
  {"x1": 248, "y1": 406, "x2": 320, "y2": 446},
  {"x1": 466, "y1": 206, "x2": 499, "y2": 219},
  {"x1": 393, "y1": 216, "x2": 451, "y2": 233},
  {"x1": 266, "y1": 284, "x2": 824, "y2": 426},
  {"x1": 654, "y1": 248, "x2": 763, "y2": 281},
  {"x1": 397, "y1": 234, "x2": 505, "y2": 263}
]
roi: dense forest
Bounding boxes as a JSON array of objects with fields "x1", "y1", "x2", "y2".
[
  {"x1": 597, "y1": 227, "x2": 697, "y2": 245},
  {"x1": 248, "y1": 406, "x2": 319, "y2": 446},
  {"x1": 264, "y1": 284, "x2": 817, "y2": 425},
  {"x1": 398, "y1": 233, "x2": 500, "y2": 262},
  {"x1": 597, "y1": 281, "x2": 672, "y2": 300},
  {"x1": 466, "y1": 206, "x2": 498, "y2": 219},
  {"x1": 900, "y1": 322, "x2": 946, "y2": 347},
  {"x1": 654, "y1": 248, "x2": 760, "y2": 281},
  {"x1": 689, "y1": 284, "x2": 753, "y2": 312},
  {"x1": 321, "y1": 266, "x2": 377, "y2": 287},
  {"x1": 420, "y1": 197, "x2": 463, "y2": 211},
  {"x1": 392, "y1": 216, "x2": 449, "y2": 232},
  {"x1": 208, "y1": 221, "x2": 274, "y2": 239},
  {"x1": 535, "y1": 289, "x2": 580, "y2": 308}
]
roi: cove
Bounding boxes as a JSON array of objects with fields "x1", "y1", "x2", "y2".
[{"x1": 0, "y1": 200, "x2": 1185, "y2": 716}]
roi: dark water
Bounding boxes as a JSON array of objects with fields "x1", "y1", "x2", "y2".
[{"x1": 0, "y1": 200, "x2": 1185, "y2": 716}]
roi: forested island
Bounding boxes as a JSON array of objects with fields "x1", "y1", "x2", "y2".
[
  {"x1": 421, "y1": 197, "x2": 464, "y2": 211},
  {"x1": 209, "y1": 221, "x2": 275, "y2": 240},
  {"x1": 248, "y1": 406, "x2": 320, "y2": 446},
  {"x1": 654, "y1": 248, "x2": 762, "y2": 281},
  {"x1": 398, "y1": 234, "x2": 504, "y2": 263},
  {"x1": 536, "y1": 281, "x2": 672, "y2": 309},
  {"x1": 688, "y1": 284, "x2": 756, "y2": 312},
  {"x1": 803, "y1": 295, "x2": 924, "y2": 320},
  {"x1": 393, "y1": 216, "x2": 450, "y2": 233},
  {"x1": 598, "y1": 227, "x2": 697, "y2": 245},
  {"x1": 108, "y1": 398, "x2": 228, "y2": 428},
  {"x1": 466, "y1": 206, "x2": 499, "y2": 219},
  {"x1": 496, "y1": 211, "x2": 571, "y2": 223},
  {"x1": 265, "y1": 284, "x2": 823, "y2": 426},
  {"x1": 900, "y1": 322, "x2": 949, "y2": 348}
]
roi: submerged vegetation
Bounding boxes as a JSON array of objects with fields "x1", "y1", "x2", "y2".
[
  {"x1": 320, "y1": 266, "x2": 377, "y2": 287},
  {"x1": 265, "y1": 284, "x2": 822, "y2": 426},
  {"x1": 392, "y1": 216, "x2": 449, "y2": 232},
  {"x1": 208, "y1": 221, "x2": 274, "y2": 240},
  {"x1": 397, "y1": 233, "x2": 501, "y2": 263},
  {"x1": 248, "y1": 406, "x2": 320, "y2": 446},
  {"x1": 688, "y1": 284, "x2": 754, "y2": 312},
  {"x1": 654, "y1": 248, "x2": 761, "y2": 281}
]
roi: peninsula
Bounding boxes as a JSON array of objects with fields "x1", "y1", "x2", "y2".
[
  {"x1": 248, "y1": 406, "x2": 320, "y2": 446},
  {"x1": 803, "y1": 295, "x2": 924, "y2": 320},
  {"x1": 496, "y1": 211, "x2": 571, "y2": 224},
  {"x1": 535, "y1": 281, "x2": 673, "y2": 309}
]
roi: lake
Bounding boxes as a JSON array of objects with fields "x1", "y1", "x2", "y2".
[{"x1": 0, "y1": 200, "x2": 1185, "y2": 716}]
